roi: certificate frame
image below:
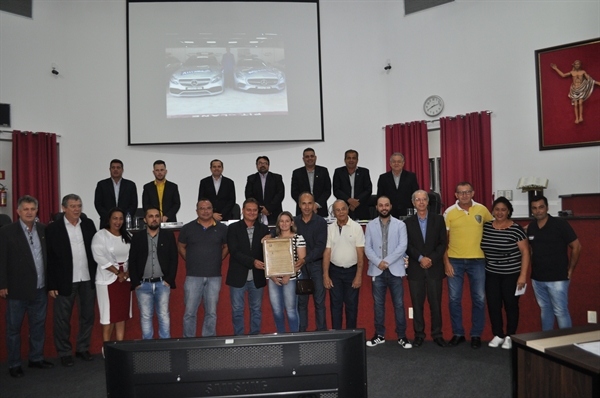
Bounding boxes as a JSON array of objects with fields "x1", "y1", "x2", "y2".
[{"x1": 263, "y1": 238, "x2": 295, "y2": 277}]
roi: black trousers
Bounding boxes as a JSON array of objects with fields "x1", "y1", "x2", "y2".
[
  {"x1": 408, "y1": 277, "x2": 443, "y2": 339},
  {"x1": 53, "y1": 281, "x2": 96, "y2": 357},
  {"x1": 485, "y1": 271, "x2": 520, "y2": 337}
]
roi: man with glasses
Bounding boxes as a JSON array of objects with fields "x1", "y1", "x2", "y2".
[
  {"x1": 443, "y1": 182, "x2": 492, "y2": 349},
  {"x1": 376, "y1": 152, "x2": 419, "y2": 218}
]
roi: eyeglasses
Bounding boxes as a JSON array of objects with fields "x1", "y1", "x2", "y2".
[
  {"x1": 456, "y1": 190, "x2": 473, "y2": 196},
  {"x1": 413, "y1": 198, "x2": 428, "y2": 202}
]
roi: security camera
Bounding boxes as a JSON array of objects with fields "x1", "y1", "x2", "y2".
[
  {"x1": 52, "y1": 68, "x2": 59, "y2": 75},
  {"x1": 384, "y1": 64, "x2": 391, "y2": 71}
]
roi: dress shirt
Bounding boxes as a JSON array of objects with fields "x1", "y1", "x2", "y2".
[
  {"x1": 213, "y1": 176, "x2": 222, "y2": 195},
  {"x1": 113, "y1": 178, "x2": 121, "y2": 205},
  {"x1": 20, "y1": 219, "x2": 44, "y2": 289},
  {"x1": 246, "y1": 225, "x2": 255, "y2": 281},
  {"x1": 143, "y1": 230, "x2": 164, "y2": 279},
  {"x1": 64, "y1": 217, "x2": 91, "y2": 282}
]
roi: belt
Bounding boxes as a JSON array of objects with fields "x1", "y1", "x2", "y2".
[
  {"x1": 331, "y1": 263, "x2": 357, "y2": 269},
  {"x1": 142, "y1": 277, "x2": 163, "y2": 283}
]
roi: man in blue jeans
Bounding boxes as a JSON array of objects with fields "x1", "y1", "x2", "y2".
[
  {"x1": 443, "y1": 182, "x2": 492, "y2": 349},
  {"x1": 528, "y1": 195, "x2": 581, "y2": 331},
  {"x1": 364, "y1": 196, "x2": 412, "y2": 349},
  {"x1": 129, "y1": 207, "x2": 178, "y2": 339}
]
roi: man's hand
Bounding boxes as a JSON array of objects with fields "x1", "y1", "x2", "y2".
[
  {"x1": 420, "y1": 256, "x2": 432, "y2": 269},
  {"x1": 49, "y1": 290, "x2": 59, "y2": 299},
  {"x1": 352, "y1": 274, "x2": 362, "y2": 289},
  {"x1": 254, "y1": 259, "x2": 265, "y2": 270},
  {"x1": 444, "y1": 261, "x2": 455, "y2": 277},
  {"x1": 323, "y1": 274, "x2": 333, "y2": 289},
  {"x1": 378, "y1": 261, "x2": 388, "y2": 271},
  {"x1": 161, "y1": 216, "x2": 168, "y2": 223},
  {"x1": 0, "y1": 288, "x2": 7, "y2": 299},
  {"x1": 347, "y1": 198, "x2": 359, "y2": 211},
  {"x1": 213, "y1": 213, "x2": 223, "y2": 221},
  {"x1": 260, "y1": 207, "x2": 270, "y2": 216}
]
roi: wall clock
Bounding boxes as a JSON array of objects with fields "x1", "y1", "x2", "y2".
[{"x1": 423, "y1": 95, "x2": 444, "y2": 117}]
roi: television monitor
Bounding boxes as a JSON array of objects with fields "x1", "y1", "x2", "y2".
[{"x1": 104, "y1": 330, "x2": 367, "y2": 397}]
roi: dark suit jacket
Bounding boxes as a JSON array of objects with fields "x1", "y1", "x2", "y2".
[
  {"x1": 226, "y1": 219, "x2": 269, "y2": 289},
  {"x1": 291, "y1": 165, "x2": 331, "y2": 217},
  {"x1": 198, "y1": 176, "x2": 236, "y2": 220},
  {"x1": 404, "y1": 212, "x2": 447, "y2": 281},
  {"x1": 142, "y1": 180, "x2": 181, "y2": 222},
  {"x1": 46, "y1": 214, "x2": 97, "y2": 296},
  {"x1": 0, "y1": 221, "x2": 47, "y2": 300},
  {"x1": 244, "y1": 172, "x2": 285, "y2": 225},
  {"x1": 128, "y1": 228, "x2": 178, "y2": 289},
  {"x1": 377, "y1": 170, "x2": 419, "y2": 218},
  {"x1": 333, "y1": 166, "x2": 372, "y2": 220},
  {"x1": 94, "y1": 177, "x2": 138, "y2": 227}
]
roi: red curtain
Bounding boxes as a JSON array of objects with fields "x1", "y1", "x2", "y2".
[
  {"x1": 440, "y1": 111, "x2": 492, "y2": 212},
  {"x1": 385, "y1": 121, "x2": 431, "y2": 191},
  {"x1": 12, "y1": 131, "x2": 59, "y2": 224}
]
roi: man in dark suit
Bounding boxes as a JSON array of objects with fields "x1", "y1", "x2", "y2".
[
  {"x1": 94, "y1": 159, "x2": 138, "y2": 227},
  {"x1": 291, "y1": 148, "x2": 331, "y2": 217},
  {"x1": 128, "y1": 207, "x2": 178, "y2": 339},
  {"x1": 377, "y1": 152, "x2": 419, "y2": 218},
  {"x1": 142, "y1": 160, "x2": 181, "y2": 222},
  {"x1": 244, "y1": 156, "x2": 285, "y2": 225},
  {"x1": 226, "y1": 198, "x2": 270, "y2": 335},
  {"x1": 0, "y1": 195, "x2": 53, "y2": 378},
  {"x1": 46, "y1": 194, "x2": 97, "y2": 367},
  {"x1": 198, "y1": 159, "x2": 236, "y2": 221},
  {"x1": 333, "y1": 149, "x2": 372, "y2": 220},
  {"x1": 405, "y1": 190, "x2": 447, "y2": 347}
]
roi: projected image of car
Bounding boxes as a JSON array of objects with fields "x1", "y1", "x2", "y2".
[
  {"x1": 169, "y1": 55, "x2": 224, "y2": 97},
  {"x1": 234, "y1": 58, "x2": 286, "y2": 92}
]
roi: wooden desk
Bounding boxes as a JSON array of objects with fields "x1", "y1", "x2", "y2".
[{"x1": 512, "y1": 324, "x2": 600, "y2": 397}]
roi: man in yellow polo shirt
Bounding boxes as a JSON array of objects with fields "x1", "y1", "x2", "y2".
[
  {"x1": 443, "y1": 182, "x2": 492, "y2": 349},
  {"x1": 142, "y1": 160, "x2": 181, "y2": 222}
]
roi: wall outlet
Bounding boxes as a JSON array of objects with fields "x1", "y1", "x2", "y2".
[
  {"x1": 408, "y1": 307, "x2": 413, "y2": 319},
  {"x1": 588, "y1": 311, "x2": 597, "y2": 324},
  {"x1": 496, "y1": 190, "x2": 504, "y2": 198},
  {"x1": 504, "y1": 190, "x2": 513, "y2": 200}
]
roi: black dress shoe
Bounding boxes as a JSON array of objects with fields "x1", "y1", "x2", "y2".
[
  {"x1": 434, "y1": 337, "x2": 447, "y2": 347},
  {"x1": 413, "y1": 337, "x2": 424, "y2": 347},
  {"x1": 9, "y1": 366, "x2": 24, "y2": 378},
  {"x1": 76, "y1": 351, "x2": 94, "y2": 361},
  {"x1": 61, "y1": 356, "x2": 74, "y2": 367},
  {"x1": 28, "y1": 360, "x2": 54, "y2": 369},
  {"x1": 471, "y1": 336, "x2": 482, "y2": 349},
  {"x1": 448, "y1": 335, "x2": 466, "y2": 346}
]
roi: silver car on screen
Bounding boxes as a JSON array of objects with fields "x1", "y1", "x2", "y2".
[
  {"x1": 234, "y1": 58, "x2": 286, "y2": 92},
  {"x1": 169, "y1": 55, "x2": 224, "y2": 97}
]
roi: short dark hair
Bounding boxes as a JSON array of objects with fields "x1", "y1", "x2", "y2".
[
  {"x1": 61, "y1": 193, "x2": 81, "y2": 208},
  {"x1": 144, "y1": 206, "x2": 161, "y2": 216},
  {"x1": 196, "y1": 199, "x2": 213, "y2": 210},
  {"x1": 256, "y1": 156, "x2": 270, "y2": 165},
  {"x1": 153, "y1": 160, "x2": 166, "y2": 167},
  {"x1": 110, "y1": 159, "x2": 123, "y2": 168},
  {"x1": 303, "y1": 148, "x2": 315, "y2": 155},
  {"x1": 298, "y1": 191, "x2": 314, "y2": 203},
  {"x1": 492, "y1": 197, "x2": 514, "y2": 219},
  {"x1": 210, "y1": 159, "x2": 223, "y2": 168},
  {"x1": 344, "y1": 149, "x2": 358, "y2": 158},
  {"x1": 530, "y1": 194, "x2": 548, "y2": 207},
  {"x1": 455, "y1": 181, "x2": 473, "y2": 192},
  {"x1": 17, "y1": 195, "x2": 38, "y2": 209},
  {"x1": 243, "y1": 197, "x2": 260, "y2": 209}
]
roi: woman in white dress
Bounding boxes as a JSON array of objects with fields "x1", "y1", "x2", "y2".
[{"x1": 92, "y1": 207, "x2": 132, "y2": 343}]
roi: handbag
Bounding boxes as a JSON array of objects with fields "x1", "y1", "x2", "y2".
[{"x1": 296, "y1": 262, "x2": 315, "y2": 295}]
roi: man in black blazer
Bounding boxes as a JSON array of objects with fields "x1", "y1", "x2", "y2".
[
  {"x1": 0, "y1": 196, "x2": 53, "y2": 377},
  {"x1": 333, "y1": 149, "x2": 372, "y2": 220},
  {"x1": 142, "y1": 160, "x2": 181, "y2": 222},
  {"x1": 94, "y1": 159, "x2": 138, "y2": 227},
  {"x1": 128, "y1": 207, "x2": 178, "y2": 339},
  {"x1": 46, "y1": 194, "x2": 97, "y2": 366},
  {"x1": 198, "y1": 159, "x2": 236, "y2": 221},
  {"x1": 244, "y1": 156, "x2": 285, "y2": 225},
  {"x1": 226, "y1": 198, "x2": 270, "y2": 335},
  {"x1": 291, "y1": 148, "x2": 331, "y2": 217},
  {"x1": 405, "y1": 190, "x2": 447, "y2": 348},
  {"x1": 377, "y1": 152, "x2": 419, "y2": 218}
]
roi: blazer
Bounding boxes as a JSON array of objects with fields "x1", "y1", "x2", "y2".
[
  {"x1": 46, "y1": 214, "x2": 98, "y2": 296},
  {"x1": 244, "y1": 172, "x2": 285, "y2": 225},
  {"x1": 226, "y1": 219, "x2": 269, "y2": 289},
  {"x1": 377, "y1": 170, "x2": 419, "y2": 218},
  {"x1": 128, "y1": 228, "x2": 178, "y2": 289},
  {"x1": 404, "y1": 212, "x2": 447, "y2": 281},
  {"x1": 291, "y1": 165, "x2": 331, "y2": 217},
  {"x1": 332, "y1": 166, "x2": 372, "y2": 220},
  {"x1": 142, "y1": 180, "x2": 181, "y2": 221},
  {"x1": 365, "y1": 217, "x2": 407, "y2": 277},
  {"x1": 198, "y1": 175, "x2": 236, "y2": 220},
  {"x1": 0, "y1": 221, "x2": 47, "y2": 300},
  {"x1": 94, "y1": 177, "x2": 138, "y2": 227}
]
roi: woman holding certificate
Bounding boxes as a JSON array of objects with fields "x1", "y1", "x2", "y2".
[{"x1": 266, "y1": 211, "x2": 306, "y2": 333}]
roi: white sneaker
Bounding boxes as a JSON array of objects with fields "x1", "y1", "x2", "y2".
[
  {"x1": 488, "y1": 336, "x2": 505, "y2": 348},
  {"x1": 502, "y1": 336, "x2": 512, "y2": 349}
]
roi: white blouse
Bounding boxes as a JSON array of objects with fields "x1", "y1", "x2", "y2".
[{"x1": 92, "y1": 229, "x2": 130, "y2": 285}]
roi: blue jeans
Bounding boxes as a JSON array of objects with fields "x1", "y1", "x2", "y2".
[
  {"x1": 298, "y1": 262, "x2": 327, "y2": 332},
  {"x1": 183, "y1": 276, "x2": 222, "y2": 337},
  {"x1": 372, "y1": 269, "x2": 407, "y2": 338},
  {"x1": 229, "y1": 281, "x2": 264, "y2": 335},
  {"x1": 6, "y1": 288, "x2": 47, "y2": 368},
  {"x1": 268, "y1": 278, "x2": 299, "y2": 333},
  {"x1": 447, "y1": 258, "x2": 486, "y2": 337},
  {"x1": 329, "y1": 264, "x2": 359, "y2": 330},
  {"x1": 532, "y1": 279, "x2": 572, "y2": 331},
  {"x1": 136, "y1": 280, "x2": 171, "y2": 339}
]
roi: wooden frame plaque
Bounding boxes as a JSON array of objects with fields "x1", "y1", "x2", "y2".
[{"x1": 263, "y1": 238, "x2": 295, "y2": 277}]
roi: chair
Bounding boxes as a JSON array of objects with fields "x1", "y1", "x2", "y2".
[
  {"x1": 427, "y1": 191, "x2": 443, "y2": 214},
  {"x1": 230, "y1": 203, "x2": 241, "y2": 220}
]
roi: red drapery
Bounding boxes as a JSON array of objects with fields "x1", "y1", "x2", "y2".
[
  {"x1": 440, "y1": 111, "x2": 492, "y2": 212},
  {"x1": 384, "y1": 121, "x2": 430, "y2": 191},
  {"x1": 12, "y1": 131, "x2": 59, "y2": 224}
]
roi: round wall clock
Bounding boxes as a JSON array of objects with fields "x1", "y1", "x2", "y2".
[{"x1": 423, "y1": 95, "x2": 444, "y2": 117}]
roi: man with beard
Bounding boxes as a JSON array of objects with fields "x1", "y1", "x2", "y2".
[
  {"x1": 245, "y1": 156, "x2": 285, "y2": 225},
  {"x1": 128, "y1": 207, "x2": 178, "y2": 339},
  {"x1": 142, "y1": 160, "x2": 181, "y2": 222},
  {"x1": 364, "y1": 196, "x2": 412, "y2": 349}
]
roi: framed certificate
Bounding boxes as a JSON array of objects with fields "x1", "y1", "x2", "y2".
[{"x1": 263, "y1": 238, "x2": 295, "y2": 277}]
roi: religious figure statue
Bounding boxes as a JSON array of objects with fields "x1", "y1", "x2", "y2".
[{"x1": 550, "y1": 60, "x2": 600, "y2": 124}]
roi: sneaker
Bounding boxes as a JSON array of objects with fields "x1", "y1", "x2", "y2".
[
  {"x1": 488, "y1": 336, "x2": 505, "y2": 348},
  {"x1": 366, "y1": 335, "x2": 385, "y2": 347},
  {"x1": 398, "y1": 337, "x2": 413, "y2": 349},
  {"x1": 502, "y1": 336, "x2": 512, "y2": 350}
]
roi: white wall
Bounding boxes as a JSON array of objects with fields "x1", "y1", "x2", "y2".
[{"x1": 1, "y1": 0, "x2": 598, "y2": 224}]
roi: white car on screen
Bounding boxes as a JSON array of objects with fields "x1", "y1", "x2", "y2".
[
  {"x1": 169, "y1": 55, "x2": 224, "y2": 97},
  {"x1": 234, "y1": 58, "x2": 286, "y2": 92}
]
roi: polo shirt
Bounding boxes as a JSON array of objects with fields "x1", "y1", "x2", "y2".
[
  {"x1": 326, "y1": 218, "x2": 365, "y2": 267},
  {"x1": 444, "y1": 200, "x2": 492, "y2": 258},
  {"x1": 178, "y1": 219, "x2": 228, "y2": 277}
]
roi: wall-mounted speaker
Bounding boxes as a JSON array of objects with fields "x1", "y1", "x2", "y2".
[{"x1": 0, "y1": 104, "x2": 10, "y2": 128}]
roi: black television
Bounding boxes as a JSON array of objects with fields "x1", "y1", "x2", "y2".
[{"x1": 104, "y1": 330, "x2": 367, "y2": 397}]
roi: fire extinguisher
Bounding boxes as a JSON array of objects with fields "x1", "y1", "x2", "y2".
[{"x1": 0, "y1": 184, "x2": 7, "y2": 207}]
